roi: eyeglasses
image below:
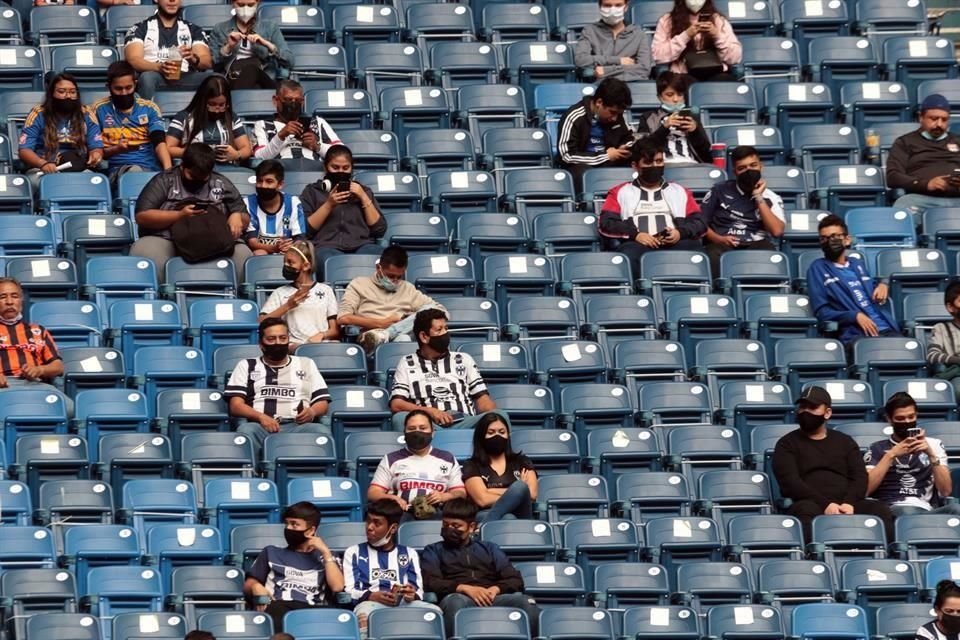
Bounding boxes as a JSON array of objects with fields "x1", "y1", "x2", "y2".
[
  {"x1": 53, "y1": 88, "x2": 79, "y2": 98},
  {"x1": 819, "y1": 233, "x2": 845, "y2": 242}
]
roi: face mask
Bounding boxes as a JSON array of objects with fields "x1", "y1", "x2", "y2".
[
  {"x1": 235, "y1": 5, "x2": 256, "y2": 21},
  {"x1": 281, "y1": 265, "x2": 299, "y2": 281},
  {"x1": 52, "y1": 97, "x2": 78, "y2": 115},
  {"x1": 428, "y1": 333, "x2": 450, "y2": 354},
  {"x1": 685, "y1": 0, "x2": 706, "y2": 12},
  {"x1": 737, "y1": 169, "x2": 762, "y2": 195},
  {"x1": 599, "y1": 5, "x2": 625, "y2": 25},
  {"x1": 375, "y1": 269, "x2": 398, "y2": 293},
  {"x1": 483, "y1": 435, "x2": 509, "y2": 456},
  {"x1": 922, "y1": 130, "x2": 948, "y2": 142},
  {"x1": 941, "y1": 613, "x2": 960, "y2": 635},
  {"x1": 208, "y1": 111, "x2": 225, "y2": 121},
  {"x1": 262, "y1": 342, "x2": 288, "y2": 361},
  {"x1": 820, "y1": 237, "x2": 846, "y2": 262},
  {"x1": 181, "y1": 175, "x2": 207, "y2": 193},
  {"x1": 661, "y1": 101, "x2": 685, "y2": 113},
  {"x1": 111, "y1": 93, "x2": 135, "y2": 111},
  {"x1": 256, "y1": 186, "x2": 278, "y2": 202},
  {"x1": 370, "y1": 526, "x2": 397, "y2": 549},
  {"x1": 0, "y1": 313, "x2": 22, "y2": 326},
  {"x1": 279, "y1": 100, "x2": 301, "y2": 122},
  {"x1": 892, "y1": 421, "x2": 917, "y2": 441},
  {"x1": 441, "y1": 526, "x2": 465, "y2": 547},
  {"x1": 284, "y1": 527, "x2": 308, "y2": 548},
  {"x1": 405, "y1": 430, "x2": 433, "y2": 451},
  {"x1": 639, "y1": 166, "x2": 664, "y2": 185},
  {"x1": 797, "y1": 411, "x2": 825, "y2": 433}
]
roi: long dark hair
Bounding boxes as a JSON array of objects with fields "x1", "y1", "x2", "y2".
[
  {"x1": 42, "y1": 73, "x2": 87, "y2": 162},
  {"x1": 182, "y1": 74, "x2": 235, "y2": 145},
  {"x1": 469, "y1": 412, "x2": 522, "y2": 467},
  {"x1": 668, "y1": 0, "x2": 723, "y2": 50}
]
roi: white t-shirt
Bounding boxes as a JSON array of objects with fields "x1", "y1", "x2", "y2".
[
  {"x1": 370, "y1": 446, "x2": 464, "y2": 503},
  {"x1": 261, "y1": 282, "x2": 338, "y2": 344}
]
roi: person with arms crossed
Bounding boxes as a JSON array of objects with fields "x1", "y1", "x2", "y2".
[
  {"x1": 574, "y1": 0, "x2": 652, "y2": 81},
  {"x1": 463, "y1": 413, "x2": 537, "y2": 521}
]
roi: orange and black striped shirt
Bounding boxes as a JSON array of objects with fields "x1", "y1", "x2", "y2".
[{"x1": 0, "y1": 322, "x2": 60, "y2": 377}]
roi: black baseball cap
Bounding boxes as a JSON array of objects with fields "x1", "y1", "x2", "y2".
[{"x1": 796, "y1": 385, "x2": 831, "y2": 408}]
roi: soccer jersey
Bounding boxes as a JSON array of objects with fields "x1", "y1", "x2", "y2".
[
  {"x1": 167, "y1": 111, "x2": 246, "y2": 147},
  {"x1": 701, "y1": 180, "x2": 786, "y2": 242},
  {"x1": 261, "y1": 283, "x2": 338, "y2": 345},
  {"x1": 343, "y1": 542, "x2": 425, "y2": 603},
  {"x1": 390, "y1": 351, "x2": 488, "y2": 416},
  {"x1": 462, "y1": 455, "x2": 536, "y2": 490},
  {"x1": 124, "y1": 13, "x2": 209, "y2": 72},
  {"x1": 917, "y1": 620, "x2": 956, "y2": 640},
  {"x1": 252, "y1": 116, "x2": 341, "y2": 160},
  {"x1": 598, "y1": 179, "x2": 700, "y2": 239},
  {"x1": 370, "y1": 447, "x2": 464, "y2": 503},
  {"x1": 244, "y1": 192, "x2": 307, "y2": 244},
  {"x1": 0, "y1": 321, "x2": 61, "y2": 377},
  {"x1": 864, "y1": 436, "x2": 948, "y2": 510},
  {"x1": 224, "y1": 355, "x2": 330, "y2": 421},
  {"x1": 247, "y1": 545, "x2": 329, "y2": 605},
  {"x1": 19, "y1": 106, "x2": 103, "y2": 160},
  {"x1": 91, "y1": 96, "x2": 165, "y2": 172}
]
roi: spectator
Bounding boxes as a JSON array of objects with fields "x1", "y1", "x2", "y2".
[
  {"x1": 865, "y1": 392, "x2": 960, "y2": 517},
  {"x1": 635, "y1": 71, "x2": 710, "y2": 164},
  {"x1": 260, "y1": 241, "x2": 339, "y2": 350},
  {"x1": 226, "y1": 317, "x2": 331, "y2": 455},
  {"x1": 772, "y1": 386, "x2": 894, "y2": 543},
  {"x1": 244, "y1": 160, "x2": 308, "y2": 255},
  {"x1": 597, "y1": 138, "x2": 705, "y2": 277},
  {"x1": 343, "y1": 499, "x2": 442, "y2": 637},
  {"x1": 917, "y1": 580, "x2": 960, "y2": 640},
  {"x1": 252, "y1": 80, "x2": 341, "y2": 169},
  {"x1": 927, "y1": 281, "x2": 960, "y2": 399},
  {"x1": 700, "y1": 144, "x2": 785, "y2": 276},
  {"x1": 337, "y1": 246, "x2": 446, "y2": 355},
  {"x1": 389, "y1": 309, "x2": 497, "y2": 431},
  {"x1": 421, "y1": 498, "x2": 541, "y2": 638},
  {"x1": 92, "y1": 61, "x2": 172, "y2": 181},
  {"x1": 557, "y1": 77, "x2": 634, "y2": 187},
  {"x1": 166, "y1": 74, "x2": 251, "y2": 165},
  {"x1": 19, "y1": 73, "x2": 103, "y2": 190},
  {"x1": 131, "y1": 142, "x2": 251, "y2": 281},
  {"x1": 244, "y1": 501, "x2": 344, "y2": 632},
  {"x1": 463, "y1": 413, "x2": 537, "y2": 521},
  {"x1": 123, "y1": 0, "x2": 212, "y2": 99},
  {"x1": 367, "y1": 410, "x2": 465, "y2": 518},
  {"x1": 887, "y1": 94, "x2": 960, "y2": 215},
  {"x1": 807, "y1": 214, "x2": 899, "y2": 345},
  {"x1": 210, "y1": 0, "x2": 293, "y2": 90},
  {"x1": 652, "y1": 0, "x2": 741, "y2": 81},
  {"x1": 574, "y1": 0, "x2": 652, "y2": 81},
  {"x1": 300, "y1": 145, "x2": 387, "y2": 274},
  {"x1": 0, "y1": 278, "x2": 64, "y2": 390}
]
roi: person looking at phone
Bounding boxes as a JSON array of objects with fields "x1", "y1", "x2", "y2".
[
  {"x1": 343, "y1": 499, "x2": 442, "y2": 637},
  {"x1": 573, "y1": 0, "x2": 652, "y2": 81},
  {"x1": 260, "y1": 240, "x2": 339, "y2": 350},
  {"x1": 652, "y1": 0, "x2": 741, "y2": 81},
  {"x1": 244, "y1": 501, "x2": 344, "y2": 632},
  {"x1": 123, "y1": 0, "x2": 213, "y2": 100},
  {"x1": 245, "y1": 160, "x2": 307, "y2": 255},
  {"x1": 887, "y1": 94, "x2": 960, "y2": 216},
  {"x1": 864, "y1": 392, "x2": 960, "y2": 517},
  {"x1": 636, "y1": 71, "x2": 710, "y2": 165},
  {"x1": 597, "y1": 138, "x2": 705, "y2": 277},
  {"x1": 166, "y1": 75, "x2": 251, "y2": 165},
  {"x1": 300, "y1": 145, "x2": 387, "y2": 278},
  {"x1": 252, "y1": 79, "x2": 341, "y2": 169},
  {"x1": 700, "y1": 144, "x2": 785, "y2": 276},
  {"x1": 209, "y1": 0, "x2": 293, "y2": 90}
]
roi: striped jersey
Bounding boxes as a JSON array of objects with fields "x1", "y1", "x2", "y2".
[
  {"x1": 342, "y1": 542, "x2": 425, "y2": 603},
  {"x1": 370, "y1": 447, "x2": 464, "y2": 503},
  {"x1": 252, "y1": 116, "x2": 341, "y2": 160},
  {"x1": 244, "y1": 192, "x2": 307, "y2": 243},
  {"x1": 390, "y1": 351, "x2": 488, "y2": 416},
  {"x1": 917, "y1": 620, "x2": 955, "y2": 640},
  {"x1": 224, "y1": 355, "x2": 330, "y2": 420},
  {"x1": 0, "y1": 321, "x2": 60, "y2": 377}
]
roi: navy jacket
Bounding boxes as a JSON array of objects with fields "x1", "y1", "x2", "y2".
[{"x1": 806, "y1": 254, "x2": 898, "y2": 344}]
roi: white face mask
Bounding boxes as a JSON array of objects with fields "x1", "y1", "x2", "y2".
[
  {"x1": 685, "y1": 0, "x2": 707, "y2": 12},
  {"x1": 370, "y1": 528, "x2": 396, "y2": 548},
  {"x1": 235, "y1": 5, "x2": 256, "y2": 21},
  {"x1": 599, "y1": 5, "x2": 626, "y2": 25},
  {"x1": 0, "y1": 313, "x2": 21, "y2": 326}
]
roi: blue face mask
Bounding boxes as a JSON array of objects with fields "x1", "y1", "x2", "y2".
[
  {"x1": 921, "y1": 130, "x2": 949, "y2": 142},
  {"x1": 376, "y1": 269, "x2": 398, "y2": 293},
  {"x1": 661, "y1": 102, "x2": 685, "y2": 113}
]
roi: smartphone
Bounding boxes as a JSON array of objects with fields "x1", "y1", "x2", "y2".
[
  {"x1": 907, "y1": 426, "x2": 922, "y2": 438},
  {"x1": 655, "y1": 228, "x2": 671, "y2": 240},
  {"x1": 192, "y1": 201, "x2": 211, "y2": 211},
  {"x1": 698, "y1": 12, "x2": 710, "y2": 21},
  {"x1": 334, "y1": 179, "x2": 352, "y2": 192},
  {"x1": 298, "y1": 116, "x2": 313, "y2": 131},
  {"x1": 677, "y1": 108, "x2": 695, "y2": 119}
]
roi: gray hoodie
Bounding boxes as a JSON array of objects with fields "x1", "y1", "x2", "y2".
[{"x1": 574, "y1": 21, "x2": 652, "y2": 82}]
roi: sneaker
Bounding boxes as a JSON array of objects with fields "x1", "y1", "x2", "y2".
[{"x1": 358, "y1": 328, "x2": 389, "y2": 355}]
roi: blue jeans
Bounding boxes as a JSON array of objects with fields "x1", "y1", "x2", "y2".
[
  {"x1": 137, "y1": 70, "x2": 212, "y2": 100},
  {"x1": 438, "y1": 592, "x2": 540, "y2": 638},
  {"x1": 891, "y1": 503, "x2": 960, "y2": 517},
  {"x1": 481, "y1": 480, "x2": 533, "y2": 522},
  {"x1": 390, "y1": 410, "x2": 510, "y2": 431},
  {"x1": 893, "y1": 193, "x2": 960, "y2": 216},
  {"x1": 236, "y1": 420, "x2": 332, "y2": 458},
  {"x1": 386, "y1": 304, "x2": 445, "y2": 340}
]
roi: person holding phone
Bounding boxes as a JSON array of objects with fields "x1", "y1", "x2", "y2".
[
  {"x1": 652, "y1": 0, "x2": 741, "y2": 81},
  {"x1": 252, "y1": 79, "x2": 341, "y2": 170},
  {"x1": 166, "y1": 75, "x2": 251, "y2": 165},
  {"x1": 864, "y1": 392, "x2": 960, "y2": 517},
  {"x1": 636, "y1": 71, "x2": 710, "y2": 165}
]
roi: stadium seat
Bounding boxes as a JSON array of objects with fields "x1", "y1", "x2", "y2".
[
  {"x1": 558, "y1": 384, "x2": 634, "y2": 448},
  {"x1": 762, "y1": 166, "x2": 809, "y2": 209},
  {"x1": 0, "y1": 216, "x2": 54, "y2": 252},
  {"x1": 662, "y1": 294, "x2": 740, "y2": 356},
  {"x1": 712, "y1": 125, "x2": 786, "y2": 168},
  {"x1": 839, "y1": 81, "x2": 914, "y2": 130},
  {"x1": 132, "y1": 347, "x2": 207, "y2": 408},
  {"x1": 743, "y1": 294, "x2": 818, "y2": 351},
  {"x1": 146, "y1": 524, "x2": 224, "y2": 590},
  {"x1": 638, "y1": 382, "x2": 712, "y2": 427},
  {"x1": 325, "y1": 385, "x2": 391, "y2": 445},
  {"x1": 336, "y1": 129, "x2": 400, "y2": 171},
  {"x1": 893, "y1": 514, "x2": 960, "y2": 562},
  {"x1": 875, "y1": 603, "x2": 939, "y2": 640},
  {"x1": 693, "y1": 339, "x2": 768, "y2": 392},
  {"x1": 839, "y1": 558, "x2": 919, "y2": 607},
  {"x1": 378, "y1": 86, "x2": 451, "y2": 147},
  {"x1": 706, "y1": 604, "x2": 785, "y2": 640},
  {"x1": 772, "y1": 338, "x2": 846, "y2": 396},
  {"x1": 739, "y1": 37, "x2": 802, "y2": 92},
  {"x1": 666, "y1": 426, "x2": 743, "y2": 483},
  {"x1": 807, "y1": 37, "x2": 880, "y2": 91},
  {"x1": 112, "y1": 612, "x2": 188, "y2": 640},
  {"x1": 287, "y1": 477, "x2": 362, "y2": 522},
  {"x1": 0, "y1": 45, "x2": 45, "y2": 90},
  {"x1": 813, "y1": 164, "x2": 887, "y2": 215},
  {"x1": 427, "y1": 41, "x2": 499, "y2": 90},
  {"x1": 883, "y1": 379, "x2": 957, "y2": 420},
  {"x1": 334, "y1": 5, "x2": 401, "y2": 62},
  {"x1": 623, "y1": 606, "x2": 700, "y2": 640},
  {"x1": 352, "y1": 43, "x2": 422, "y2": 107},
  {"x1": 198, "y1": 611, "x2": 273, "y2": 640},
  {"x1": 453, "y1": 84, "x2": 528, "y2": 148},
  {"x1": 305, "y1": 88, "x2": 375, "y2": 130},
  {"x1": 532, "y1": 212, "x2": 601, "y2": 257},
  {"x1": 850, "y1": 338, "x2": 927, "y2": 390},
  {"x1": 676, "y1": 562, "x2": 753, "y2": 608},
  {"x1": 515, "y1": 562, "x2": 586, "y2": 606},
  {"x1": 790, "y1": 123, "x2": 861, "y2": 174},
  {"x1": 533, "y1": 341, "x2": 608, "y2": 396},
  {"x1": 29, "y1": 300, "x2": 102, "y2": 348},
  {"x1": 717, "y1": 250, "x2": 791, "y2": 313},
  {"x1": 480, "y1": 519, "x2": 559, "y2": 562},
  {"x1": 688, "y1": 82, "x2": 758, "y2": 127},
  {"x1": 780, "y1": 0, "x2": 849, "y2": 54},
  {"x1": 187, "y1": 299, "x2": 259, "y2": 372},
  {"x1": 294, "y1": 343, "x2": 366, "y2": 386},
  {"x1": 162, "y1": 258, "x2": 238, "y2": 311},
  {"x1": 83, "y1": 565, "x2": 163, "y2": 619},
  {"x1": 95, "y1": 432, "x2": 174, "y2": 495},
  {"x1": 586, "y1": 427, "x2": 663, "y2": 484},
  {"x1": 481, "y1": 3, "x2": 549, "y2": 44},
  {"x1": 644, "y1": 516, "x2": 723, "y2": 589},
  {"x1": 805, "y1": 380, "x2": 877, "y2": 423},
  {"x1": 74, "y1": 388, "x2": 149, "y2": 444},
  {"x1": 36, "y1": 481, "x2": 112, "y2": 543},
  {"x1": 120, "y1": 479, "x2": 198, "y2": 542},
  {"x1": 260, "y1": 6, "x2": 326, "y2": 44},
  {"x1": 613, "y1": 341, "x2": 687, "y2": 392},
  {"x1": 402, "y1": 130, "x2": 475, "y2": 177},
  {"x1": 455, "y1": 213, "x2": 531, "y2": 268},
  {"x1": 228, "y1": 524, "x2": 285, "y2": 571},
  {"x1": 536, "y1": 474, "x2": 609, "y2": 521},
  {"x1": 539, "y1": 608, "x2": 615, "y2": 640},
  {"x1": 381, "y1": 212, "x2": 449, "y2": 254},
  {"x1": 367, "y1": 608, "x2": 445, "y2": 640},
  {"x1": 61, "y1": 215, "x2": 134, "y2": 276},
  {"x1": 876, "y1": 248, "x2": 949, "y2": 319},
  {"x1": 168, "y1": 565, "x2": 245, "y2": 627},
  {"x1": 404, "y1": 1, "x2": 474, "y2": 48},
  {"x1": 8, "y1": 257, "x2": 79, "y2": 310},
  {"x1": 719, "y1": 381, "x2": 794, "y2": 435},
  {"x1": 1, "y1": 569, "x2": 79, "y2": 639},
  {"x1": 0, "y1": 525, "x2": 56, "y2": 571},
  {"x1": 0, "y1": 389, "x2": 69, "y2": 463},
  {"x1": 615, "y1": 472, "x2": 692, "y2": 521},
  {"x1": 283, "y1": 609, "x2": 360, "y2": 640},
  {"x1": 726, "y1": 514, "x2": 805, "y2": 573},
  {"x1": 636, "y1": 251, "x2": 711, "y2": 312},
  {"x1": 397, "y1": 520, "x2": 441, "y2": 548},
  {"x1": 84, "y1": 257, "x2": 160, "y2": 313},
  {"x1": 502, "y1": 42, "x2": 577, "y2": 112},
  {"x1": 763, "y1": 82, "x2": 836, "y2": 142},
  {"x1": 25, "y1": 613, "x2": 98, "y2": 640},
  {"x1": 0, "y1": 480, "x2": 33, "y2": 525},
  {"x1": 810, "y1": 514, "x2": 888, "y2": 573},
  {"x1": 791, "y1": 603, "x2": 868, "y2": 640},
  {"x1": 458, "y1": 341, "x2": 530, "y2": 384},
  {"x1": 155, "y1": 389, "x2": 230, "y2": 458},
  {"x1": 201, "y1": 478, "x2": 280, "y2": 535},
  {"x1": 533, "y1": 83, "x2": 594, "y2": 148}
]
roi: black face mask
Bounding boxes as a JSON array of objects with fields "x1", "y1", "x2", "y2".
[
  {"x1": 441, "y1": 526, "x2": 465, "y2": 547},
  {"x1": 111, "y1": 92, "x2": 136, "y2": 111},
  {"x1": 281, "y1": 265, "x2": 299, "y2": 281},
  {"x1": 736, "y1": 169, "x2": 761, "y2": 194},
  {"x1": 405, "y1": 430, "x2": 432, "y2": 451},
  {"x1": 639, "y1": 166, "x2": 664, "y2": 185},
  {"x1": 256, "y1": 187, "x2": 278, "y2": 203},
  {"x1": 483, "y1": 435, "x2": 509, "y2": 456},
  {"x1": 262, "y1": 342, "x2": 288, "y2": 361},
  {"x1": 942, "y1": 613, "x2": 960, "y2": 635},
  {"x1": 892, "y1": 421, "x2": 917, "y2": 441},
  {"x1": 820, "y1": 237, "x2": 846, "y2": 262},
  {"x1": 181, "y1": 175, "x2": 208, "y2": 194},
  {"x1": 52, "y1": 97, "x2": 78, "y2": 115},
  {"x1": 208, "y1": 111, "x2": 225, "y2": 121},
  {"x1": 284, "y1": 527, "x2": 309, "y2": 548},
  {"x1": 797, "y1": 411, "x2": 825, "y2": 433},
  {"x1": 427, "y1": 333, "x2": 450, "y2": 354},
  {"x1": 279, "y1": 101, "x2": 301, "y2": 122}
]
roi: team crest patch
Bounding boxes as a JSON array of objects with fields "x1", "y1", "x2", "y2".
[
  {"x1": 31, "y1": 328, "x2": 42, "y2": 336},
  {"x1": 398, "y1": 554, "x2": 409, "y2": 566},
  {"x1": 456, "y1": 364, "x2": 466, "y2": 376},
  {"x1": 296, "y1": 370, "x2": 306, "y2": 379},
  {"x1": 948, "y1": 143, "x2": 959, "y2": 153},
  {"x1": 249, "y1": 370, "x2": 263, "y2": 381},
  {"x1": 138, "y1": 115, "x2": 148, "y2": 125},
  {"x1": 439, "y1": 465, "x2": 448, "y2": 473}
]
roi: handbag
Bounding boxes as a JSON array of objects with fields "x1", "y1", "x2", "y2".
[
  {"x1": 684, "y1": 48, "x2": 724, "y2": 81},
  {"x1": 169, "y1": 200, "x2": 237, "y2": 263}
]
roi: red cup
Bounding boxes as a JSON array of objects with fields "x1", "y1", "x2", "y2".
[{"x1": 710, "y1": 143, "x2": 727, "y2": 170}]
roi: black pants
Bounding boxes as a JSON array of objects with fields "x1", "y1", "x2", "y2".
[
  {"x1": 786, "y1": 498, "x2": 894, "y2": 546},
  {"x1": 703, "y1": 238, "x2": 776, "y2": 281},
  {"x1": 265, "y1": 600, "x2": 327, "y2": 632},
  {"x1": 615, "y1": 238, "x2": 703, "y2": 282}
]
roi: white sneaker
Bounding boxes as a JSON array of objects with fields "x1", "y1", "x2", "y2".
[{"x1": 358, "y1": 328, "x2": 389, "y2": 354}]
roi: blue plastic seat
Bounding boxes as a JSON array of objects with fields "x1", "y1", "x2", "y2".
[
  {"x1": 533, "y1": 341, "x2": 608, "y2": 397},
  {"x1": 0, "y1": 526, "x2": 56, "y2": 571},
  {"x1": 875, "y1": 248, "x2": 947, "y2": 319},
  {"x1": 294, "y1": 343, "x2": 366, "y2": 386},
  {"x1": 146, "y1": 524, "x2": 224, "y2": 589},
  {"x1": 791, "y1": 603, "x2": 868, "y2": 640},
  {"x1": 707, "y1": 604, "x2": 784, "y2": 640},
  {"x1": 744, "y1": 294, "x2": 818, "y2": 352},
  {"x1": 458, "y1": 341, "x2": 529, "y2": 384},
  {"x1": 719, "y1": 381, "x2": 794, "y2": 435},
  {"x1": 479, "y1": 519, "x2": 559, "y2": 562},
  {"x1": 876, "y1": 604, "x2": 940, "y2": 640},
  {"x1": 74, "y1": 388, "x2": 149, "y2": 446},
  {"x1": 336, "y1": 129, "x2": 399, "y2": 171},
  {"x1": 623, "y1": 606, "x2": 700, "y2": 640},
  {"x1": 36, "y1": 481, "x2": 112, "y2": 538},
  {"x1": 120, "y1": 479, "x2": 198, "y2": 542},
  {"x1": 696, "y1": 470, "x2": 773, "y2": 530},
  {"x1": 7, "y1": 257, "x2": 79, "y2": 311},
  {"x1": 0, "y1": 389, "x2": 69, "y2": 462},
  {"x1": 427, "y1": 41, "x2": 499, "y2": 90},
  {"x1": 370, "y1": 342, "x2": 418, "y2": 389},
  {"x1": 84, "y1": 565, "x2": 163, "y2": 619},
  {"x1": 455, "y1": 213, "x2": 531, "y2": 268},
  {"x1": 726, "y1": 514, "x2": 805, "y2": 574},
  {"x1": 425, "y1": 169, "x2": 497, "y2": 225},
  {"x1": 533, "y1": 82, "x2": 594, "y2": 147},
  {"x1": 402, "y1": 130, "x2": 475, "y2": 177},
  {"x1": 502, "y1": 167, "x2": 576, "y2": 224},
  {"x1": 260, "y1": 433, "x2": 337, "y2": 503},
  {"x1": 433, "y1": 296, "x2": 500, "y2": 341},
  {"x1": 284, "y1": 609, "x2": 360, "y2": 640},
  {"x1": 404, "y1": 1, "x2": 474, "y2": 48},
  {"x1": 582, "y1": 296, "x2": 658, "y2": 352},
  {"x1": 95, "y1": 432, "x2": 174, "y2": 496},
  {"x1": 304, "y1": 87, "x2": 374, "y2": 130},
  {"x1": 790, "y1": 123, "x2": 861, "y2": 174},
  {"x1": 613, "y1": 341, "x2": 687, "y2": 391},
  {"x1": 807, "y1": 37, "x2": 880, "y2": 91},
  {"x1": 187, "y1": 299, "x2": 259, "y2": 372},
  {"x1": 453, "y1": 84, "x2": 528, "y2": 148},
  {"x1": 132, "y1": 346, "x2": 206, "y2": 407},
  {"x1": 533, "y1": 211, "x2": 601, "y2": 257},
  {"x1": 780, "y1": 0, "x2": 849, "y2": 55},
  {"x1": 25, "y1": 613, "x2": 99, "y2": 640},
  {"x1": 773, "y1": 338, "x2": 846, "y2": 396},
  {"x1": 503, "y1": 296, "x2": 575, "y2": 341},
  {"x1": 228, "y1": 524, "x2": 285, "y2": 572},
  {"x1": 740, "y1": 36, "x2": 802, "y2": 93},
  {"x1": 83, "y1": 256, "x2": 159, "y2": 312},
  {"x1": 486, "y1": 384, "x2": 556, "y2": 430},
  {"x1": 676, "y1": 562, "x2": 754, "y2": 608},
  {"x1": 840, "y1": 558, "x2": 919, "y2": 607},
  {"x1": 325, "y1": 385, "x2": 392, "y2": 445},
  {"x1": 179, "y1": 433, "x2": 255, "y2": 502},
  {"x1": 0, "y1": 45, "x2": 44, "y2": 90},
  {"x1": 197, "y1": 611, "x2": 273, "y2": 640},
  {"x1": 893, "y1": 514, "x2": 960, "y2": 562},
  {"x1": 260, "y1": 6, "x2": 326, "y2": 44},
  {"x1": 811, "y1": 514, "x2": 888, "y2": 573},
  {"x1": 883, "y1": 37, "x2": 958, "y2": 96},
  {"x1": 61, "y1": 214, "x2": 134, "y2": 274},
  {"x1": 1, "y1": 570, "x2": 80, "y2": 640},
  {"x1": 840, "y1": 81, "x2": 913, "y2": 130},
  {"x1": 352, "y1": 170, "x2": 422, "y2": 214},
  {"x1": 169, "y1": 565, "x2": 245, "y2": 626},
  {"x1": 202, "y1": 478, "x2": 280, "y2": 535},
  {"x1": 515, "y1": 562, "x2": 586, "y2": 606},
  {"x1": 536, "y1": 474, "x2": 609, "y2": 522},
  {"x1": 644, "y1": 516, "x2": 723, "y2": 589},
  {"x1": 0, "y1": 480, "x2": 35, "y2": 525},
  {"x1": 405, "y1": 253, "x2": 476, "y2": 296},
  {"x1": 112, "y1": 612, "x2": 187, "y2": 640},
  {"x1": 287, "y1": 477, "x2": 362, "y2": 522},
  {"x1": 510, "y1": 429, "x2": 580, "y2": 476},
  {"x1": 581, "y1": 167, "x2": 637, "y2": 215},
  {"x1": 0, "y1": 215, "x2": 54, "y2": 252},
  {"x1": 762, "y1": 82, "x2": 836, "y2": 142},
  {"x1": 563, "y1": 517, "x2": 640, "y2": 587},
  {"x1": 638, "y1": 382, "x2": 712, "y2": 427},
  {"x1": 762, "y1": 166, "x2": 810, "y2": 209},
  {"x1": 855, "y1": 0, "x2": 927, "y2": 43},
  {"x1": 712, "y1": 125, "x2": 786, "y2": 168},
  {"x1": 693, "y1": 339, "x2": 768, "y2": 393},
  {"x1": 502, "y1": 41, "x2": 576, "y2": 111},
  {"x1": 850, "y1": 338, "x2": 927, "y2": 390},
  {"x1": 367, "y1": 608, "x2": 445, "y2": 640},
  {"x1": 540, "y1": 608, "x2": 614, "y2": 640},
  {"x1": 667, "y1": 426, "x2": 743, "y2": 485},
  {"x1": 162, "y1": 258, "x2": 237, "y2": 312},
  {"x1": 663, "y1": 294, "x2": 740, "y2": 356},
  {"x1": 377, "y1": 86, "x2": 451, "y2": 147},
  {"x1": 586, "y1": 427, "x2": 662, "y2": 483},
  {"x1": 804, "y1": 380, "x2": 877, "y2": 423},
  {"x1": 29, "y1": 300, "x2": 102, "y2": 348},
  {"x1": 155, "y1": 389, "x2": 230, "y2": 458},
  {"x1": 813, "y1": 164, "x2": 887, "y2": 215},
  {"x1": 636, "y1": 251, "x2": 712, "y2": 312},
  {"x1": 397, "y1": 520, "x2": 442, "y2": 548},
  {"x1": 615, "y1": 472, "x2": 692, "y2": 521},
  {"x1": 333, "y1": 5, "x2": 401, "y2": 63},
  {"x1": 559, "y1": 384, "x2": 635, "y2": 450},
  {"x1": 481, "y1": 2, "x2": 549, "y2": 43},
  {"x1": 689, "y1": 82, "x2": 758, "y2": 127},
  {"x1": 30, "y1": 5, "x2": 98, "y2": 47},
  {"x1": 351, "y1": 43, "x2": 421, "y2": 108}
]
